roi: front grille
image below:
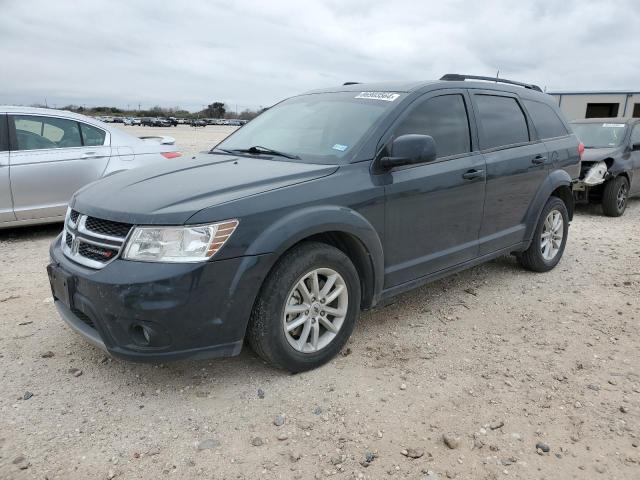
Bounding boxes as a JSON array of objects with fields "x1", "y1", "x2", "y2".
[
  {"x1": 73, "y1": 309, "x2": 95, "y2": 329},
  {"x1": 62, "y1": 211, "x2": 130, "y2": 269},
  {"x1": 85, "y1": 217, "x2": 131, "y2": 238}
]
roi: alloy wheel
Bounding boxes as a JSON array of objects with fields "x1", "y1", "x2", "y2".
[
  {"x1": 283, "y1": 268, "x2": 348, "y2": 353},
  {"x1": 540, "y1": 210, "x2": 564, "y2": 261}
]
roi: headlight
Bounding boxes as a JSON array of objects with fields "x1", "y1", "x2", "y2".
[{"x1": 122, "y1": 220, "x2": 239, "y2": 263}]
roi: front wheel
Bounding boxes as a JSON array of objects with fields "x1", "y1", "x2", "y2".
[
  {"x1": 247, "y1": 242, "x2": 360, "y2": 372},
  {"x1": 518, "y1": 197, "x2": 569, "y2": 272},
  {"x1": 601, "y1": 176, "x2": 629, "y2": 217}
]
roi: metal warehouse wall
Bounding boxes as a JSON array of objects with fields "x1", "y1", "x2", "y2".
[{"x1": 549, "y1": 92, "x2": 640, "y2": 120}]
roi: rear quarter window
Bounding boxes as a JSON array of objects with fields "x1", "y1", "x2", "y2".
[
  {"x1": 80, "y1": 123, "x2": 107, "y2": 146},
  {"x1": 523, "y1": 100, "x2": 568, "y2": 139},
  {"x1": 475, "y1": 95, "x2": 530, "y2": 149}
]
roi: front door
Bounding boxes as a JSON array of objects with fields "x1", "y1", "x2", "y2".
[
  {"x1": 382, "y1": 91, "x2": 486, "y2": 287},
  {"x1": 9, "y1": 114, "x2": 110, "y2": 220},
  {"x1": 0, "y1": 114, "x2": 15, "y2": 223}
]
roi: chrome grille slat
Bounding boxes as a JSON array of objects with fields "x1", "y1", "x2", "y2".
[{"x1": 62, "y1": 210, "x2": 132, "y2": 269}]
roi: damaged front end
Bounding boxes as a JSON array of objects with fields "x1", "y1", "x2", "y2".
[{"x1": 573, "y1": 161, "x2": 610, "y2": 202}]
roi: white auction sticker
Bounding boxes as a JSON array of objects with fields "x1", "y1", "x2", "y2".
[
  {"x1": 602, "y1": 123, "x2": 625, "y2": 128},
  {"x1": 355, "y1": 92, "x2": 400, "y2": 102}
]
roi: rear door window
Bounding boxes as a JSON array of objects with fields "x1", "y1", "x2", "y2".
[
  {"x1": 523, "y1": 100, "x2": 568, "y2": 139},
  {"x1": 393, "y1": 94, "x2": 471, "y2": 158},
  {"x1": 475, "y1": 95, "x2": 530, "y2": 149},
  {"x1": 12, "y1": 115, "x2": 82, "y2": 150},
  {"x1": 80, "y1": 123, "x2": 107, "y2": 146},
  {"x1": 0, "y1": 115, "x2": 8, "y2": 151}
]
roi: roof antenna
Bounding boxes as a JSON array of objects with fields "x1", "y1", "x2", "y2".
[{"x1": 495, "y1": 70, "x2": 500, "y2": 83}]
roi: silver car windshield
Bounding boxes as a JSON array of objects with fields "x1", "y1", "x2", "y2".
[
  {"x1": 215, "y1": 91, "x2": 405, "y2": 163},
  {"x1": 571, "y1": 122, "x2": 627, "y2": 148}
]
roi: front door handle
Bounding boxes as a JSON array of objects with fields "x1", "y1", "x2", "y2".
[
  {"x1": 532, "y1": 155, "x2": 547, "y2": 165},
  {"x1": 462, "y1": 169, "x2": 484, "y2": 180}
]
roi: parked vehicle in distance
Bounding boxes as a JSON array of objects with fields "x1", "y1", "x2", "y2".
[
  {"x1": 131, "y1": 117, "x2": 141, "y2": 126},
  {"x1": 190, "y1": 119, "x2": 207, "y2": 127},
  {"x1": 123, "y1": 117, "x2": 133, "y2": 126},
  {"x1": 141, "y1": 117, "x2": 169, "y2": 127},
  {"x1": 0, "y1": 106, "x2": 182, "y2": 229},
  {"x1": 48, "y1": 74, "x2": 580, "y2": 372},
  {"x1": 165, "y1": 117, "x2": 178, "y2": 127},
  {"x1": 571, "y1": 118, "x2": 640, "y2": 216}
]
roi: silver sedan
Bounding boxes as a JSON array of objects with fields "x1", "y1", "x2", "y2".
[{"x1": 0, "y1": 106, "x2": 182, "y2": 228}]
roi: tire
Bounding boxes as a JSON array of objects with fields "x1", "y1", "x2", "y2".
[
  {"x1": 518, "y1": 196, "x2": 569, "y2": 272},
  {"x1": 601, "y1": 176, "x2": 629, "y2": 217},
  {"x1": 247, "y1": 242, "x2": 361, "y2": 372}
]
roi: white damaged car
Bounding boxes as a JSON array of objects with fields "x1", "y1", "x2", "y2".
[{"x1": 0, "y1": 106, "x2": 182, "y2": 229}]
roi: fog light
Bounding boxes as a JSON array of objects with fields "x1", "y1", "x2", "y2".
[{"x1": 131, "y1": 324, "x2": 151, "y2": 346}]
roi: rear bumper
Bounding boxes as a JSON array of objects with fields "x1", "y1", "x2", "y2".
[{"x1": 49, "y1": 235, "x2": 274, "y2": 362}]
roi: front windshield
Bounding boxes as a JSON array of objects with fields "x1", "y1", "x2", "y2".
[
  {"x1": 215, "y1": 91, "x2": 405, "y2": 163},
  {"x1": 571, "y1": 122, "x2": 627, "y2": 148}
]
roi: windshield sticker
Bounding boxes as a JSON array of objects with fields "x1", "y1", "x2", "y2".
[
  {"x1": 355, "y1": 92, "x2": 400, "y2": 102},
  {"x1": 602, "y1": 123, "x2": 625, "y2": 128},
  {"x1": 332, "y1": 144, "x2": 348, "y2": 152}
]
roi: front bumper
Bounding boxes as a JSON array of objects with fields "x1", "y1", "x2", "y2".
[{"x1": 48, "y1": 235, "x2": 273, "y2": 362}]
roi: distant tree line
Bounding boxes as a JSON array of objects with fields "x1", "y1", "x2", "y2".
[{"x1": 45, "y1": 102, "x2": 268, "y2": 120}]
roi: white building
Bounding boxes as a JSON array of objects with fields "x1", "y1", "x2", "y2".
[{"x1": 548, "y1": 91, "x2": 640, "y2": 121}]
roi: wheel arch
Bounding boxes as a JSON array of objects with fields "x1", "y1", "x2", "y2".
[
  {"x1": 523, "y1": 169, "x2": 573, "y2": 249},
  {"x1": 245, "y1": 206, "x2": 384, "y2": 309}
]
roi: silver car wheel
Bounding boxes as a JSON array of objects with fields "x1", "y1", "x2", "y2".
[
  {"x1": 540, "y1": 210, "x2": 563, "y2": 261},
  {"x1": 617, "y1": 184, "x2": 628, "y2": 211},
  {"x1": 283, "y1": 268, "x2": 348, "y2": 353}
]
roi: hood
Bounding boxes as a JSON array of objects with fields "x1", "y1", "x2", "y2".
[
  {"x1": 72, "y1": 154, "x2": 338, "y2": 224},
  {"x1": 580, "y1": 146, "x2": 621, "y2": 163}
]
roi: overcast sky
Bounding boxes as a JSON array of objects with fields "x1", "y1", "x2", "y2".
[{"x1": 1, "y1": 0, "x2": 638, "y2": 112}]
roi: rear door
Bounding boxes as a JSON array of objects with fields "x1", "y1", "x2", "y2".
[
  {"x1": 8, "y1": 114, "x2": 111, "y2": 220},
  {"x1": 0, "y1": 114, "x2": 15, "y2": 223},
  {"x1": 383, "y1": 90, "x2": 486, "y2": 287},
  {"x1": 629, "y1": 122, "x2": 640, "y2": 194},
  {"x1": 470, "y1": 91, "x2": 549, "y2": 254}
]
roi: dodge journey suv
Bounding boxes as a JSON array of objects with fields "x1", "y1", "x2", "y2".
[{"x1": 48, "y1": 74, "x2": 581, "y2": 372}]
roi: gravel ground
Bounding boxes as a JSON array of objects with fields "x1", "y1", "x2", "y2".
[{"x1": 1, "y1": 127, "x2": 639, "y2": 479}]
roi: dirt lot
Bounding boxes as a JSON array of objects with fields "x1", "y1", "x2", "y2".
[
  {"x1": 127, "y1": 124, "x2": 238, "y2": 155},
  {"x1": 1, "y1": 127, "x2": 639, "y2": 479}
]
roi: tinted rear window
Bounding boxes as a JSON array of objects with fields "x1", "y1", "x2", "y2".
[
  {"x1": 475, "y1": 95, "x2": 529, "y2": 149},
  {"x1": 523, "y1": 100, "x2": 568, "y2": 139}
]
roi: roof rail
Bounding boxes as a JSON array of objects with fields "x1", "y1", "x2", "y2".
[
  {"x1": 343, "y1": 82, "x2": 360, "y2": 86},
  {"x1": 440, "y1": 74, "x2": 542, "y2": 92}
]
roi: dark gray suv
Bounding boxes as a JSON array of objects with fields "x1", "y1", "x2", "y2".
[{"x1": 48, "y1": 74, "x2": 581, "y2": 372}]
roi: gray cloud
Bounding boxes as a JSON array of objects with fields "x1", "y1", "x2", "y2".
[{"x1": 1, "y1": 0, "x2": 638, "y2": 111}]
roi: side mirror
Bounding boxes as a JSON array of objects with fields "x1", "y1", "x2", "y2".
[
  {"x1": 632, "y1": 142, "x2": 640, "y2": 151},
  {"x1": 379, "y1": 134, "x2": 437, "y2": 170}
]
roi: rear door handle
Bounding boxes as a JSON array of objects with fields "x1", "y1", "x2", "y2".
[
  {"x1": 462, "y1": 169, "x2": 484, "y2": 180},
  {"x1": 532, "y1": 155, "x2": 547, "y2": 165}
]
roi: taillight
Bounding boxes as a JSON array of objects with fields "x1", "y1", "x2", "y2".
[
  {"x1": 161, "y1": 152, "x2": 182, "y2": 159},
  {"x1": 578, "y1": 142, "x2": 585, "y2": 160}
]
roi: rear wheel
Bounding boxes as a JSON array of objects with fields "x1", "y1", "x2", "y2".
[
  {"x1": 601, "y1": 176, "x2": 629, "y2": 217},
  {"x1": 518, "y1": 196, "x2": 569, "y2": 272},
  {"x1": 247, "y1": 242, "x2": 360, "y2": 372}
]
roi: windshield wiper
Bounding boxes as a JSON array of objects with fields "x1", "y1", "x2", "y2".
[
  {"x1": 209, "y1": 147, "x2": 237, "y2": 155},
  {"x1": 229, "y1": 145, "x2": 300, "y2": 159}
]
